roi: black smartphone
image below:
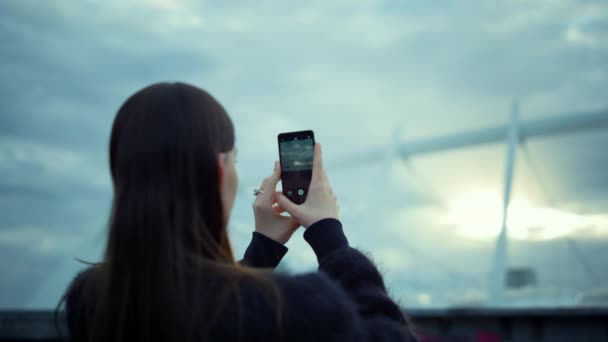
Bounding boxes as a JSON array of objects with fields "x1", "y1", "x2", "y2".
[{"x1": 278, "y1": 130, "x2": 315, "y2": 204}]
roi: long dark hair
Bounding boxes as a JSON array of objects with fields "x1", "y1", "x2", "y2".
[{"x1": 57, "y1": 82, "x2": 280, "y2": 341}]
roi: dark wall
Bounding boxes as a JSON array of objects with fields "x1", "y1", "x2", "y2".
[{"x1": 410, "y1": 308, "x2": 608, "y2": 342}]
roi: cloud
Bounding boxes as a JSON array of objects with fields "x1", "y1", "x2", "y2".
[
  {"x1": 0, "y1": 136, "x2": 110, "y2": 191},
  {"x1": 373, "y1": 248, "x2": 411, "y2": 271},
  {"x1": 437, "y1": 190, "x2": 608, "y2": 240},
  {"x1": 1, "y1": 0, "x2": 607, "y2": 309},
  {"x1": 0, "y1": 225, "x2": 83, "y2": 255}
]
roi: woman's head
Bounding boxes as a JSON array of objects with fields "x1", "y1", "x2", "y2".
[
  {"x1": 108, "y1": 82, "x2": 238, "y2": 262},
  {"x1": 56, "y1": 83, "x2": 281, "y2": 342}
]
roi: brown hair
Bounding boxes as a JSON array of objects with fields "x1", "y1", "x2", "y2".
[{"x1": 57, "y1": 83, "x2": 281, "y2": 341}]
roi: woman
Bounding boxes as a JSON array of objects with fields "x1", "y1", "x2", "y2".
[{"x1": 61, "y1": 82, "x2": 417, "y2": 341}]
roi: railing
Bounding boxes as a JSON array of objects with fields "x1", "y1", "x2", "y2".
[{"x1": 1, "y1": 308, "x2": 607, "y2": 341}]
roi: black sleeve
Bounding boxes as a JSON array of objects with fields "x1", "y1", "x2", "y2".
[
  {"x1": 239, "y1": 232, "x2": 288, "y2": 268},
  {"x1": 302, "y1": 218, "x2": 418, "y2": 341}
]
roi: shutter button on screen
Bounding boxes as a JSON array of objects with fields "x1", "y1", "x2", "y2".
[{"x1": 297, "y1": 189, "x2": 304, "y2": 196}]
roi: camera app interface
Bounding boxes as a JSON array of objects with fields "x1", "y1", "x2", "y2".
[{"x1": 280, "y1": 137, "x2": 313, "y2": 204}]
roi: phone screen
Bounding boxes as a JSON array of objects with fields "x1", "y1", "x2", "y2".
[{"x1": 278, "y1": 130, "x2": 315, "y2": 204}]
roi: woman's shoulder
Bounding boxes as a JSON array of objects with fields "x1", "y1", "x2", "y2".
[
  {"x1": 65, "y1": 265, "x2": 100, "y2": 311},
  {"x1": 271, "y1": 271, "x2": 364, "y2": 339},
  {"x1": 238, "y1": 269, "x2": 354, "y2": 309},
  {"x1": 270, "y1": 271, "x2": 415, "y2": 341},
  {"x1": 68, "y1": 265, "x2": 98, "y2": 290},
  {"x1": 273, "y1": 271, "x2": 353, "y2": 304},
  {"x1": 70, "y1": 264, "x2": 98, "y2": 283},
  {"x1": 63, "y1": 265, "x2": 101, "y2": 341}
]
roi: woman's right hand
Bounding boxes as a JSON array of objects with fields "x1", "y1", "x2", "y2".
[{"x1": 276, "y1": 143, "x2": 339, "y2": 228}]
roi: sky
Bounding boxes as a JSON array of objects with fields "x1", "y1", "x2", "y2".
[{"x1": 1, "y1": 0, "x2": 608, "y2": 309}]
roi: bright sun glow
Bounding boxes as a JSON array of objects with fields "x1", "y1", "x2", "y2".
[{"x1": 439, "y1": 190, "x2": 608, "y2": 240}]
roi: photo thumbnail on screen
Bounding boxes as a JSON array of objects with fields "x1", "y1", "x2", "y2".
[{"x1": 280, "y1": 139, "x2": 314, "y2": 172}]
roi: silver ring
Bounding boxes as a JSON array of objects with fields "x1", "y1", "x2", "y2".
[{"x1": 253, "y1": 188, "x2": 264, "y2": 196}]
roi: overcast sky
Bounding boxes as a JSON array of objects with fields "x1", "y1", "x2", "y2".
[{"x1": 1, "y1": 0, "x2": 608, "y2": 309}]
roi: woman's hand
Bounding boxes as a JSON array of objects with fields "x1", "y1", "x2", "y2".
[
  {"x1": 253, "y1": 161, "x2": 301, "y2": 244},
  {"x1": 276, "y1": 143, "x2": 339, "y2": 228}
]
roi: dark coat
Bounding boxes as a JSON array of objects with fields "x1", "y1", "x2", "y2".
[{"x1": 65, "y1": 218, "x2": 418, "y2": 341}]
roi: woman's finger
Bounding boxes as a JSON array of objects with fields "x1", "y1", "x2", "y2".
[
  {"x1": 271, "y1": 191, "x2": 287, "y2": 214},
  {"x1": 257, "y1": 162, "x2": 281, "y2": 205},
  {"x1": 313, "y1": 143, "x2": 323, "y2": 169},
  {"x1": 311, "y1": 143, "x2": 328, "y2": 185},
  {"x1": 272, "y1": 204, "x2": 286, "y2": 214},
  {"x1": 258, "y1": 176, "x2": 270, "y2": 192},
  {"x1": 272, "y1": 191, "x2": 283, "y2": 204},
  {"x1": 253, "y1": 177, "x2": 269, "y2": 207},
  {"x1": 276, "y1": 192, "x2": 300, "y2": 216},
  {"x1": 263, "y1": 162, "x2": 280, "y2": 190},
  {"x1": 266, "y1": 161, "x2": 281, "y2": 187}
]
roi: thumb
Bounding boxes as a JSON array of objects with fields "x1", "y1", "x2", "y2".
[{"x1": 276, "y1": 193, "x2": 300, "y2": 216}]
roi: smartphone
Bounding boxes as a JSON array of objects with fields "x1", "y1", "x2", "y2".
[{"x1": 278, "y1": 130, "x2": 315, "y2": 204}]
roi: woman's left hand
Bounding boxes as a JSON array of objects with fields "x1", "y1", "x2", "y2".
[{"x1": 253, "y1": 161, "x2": 300, "y2": 244}]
